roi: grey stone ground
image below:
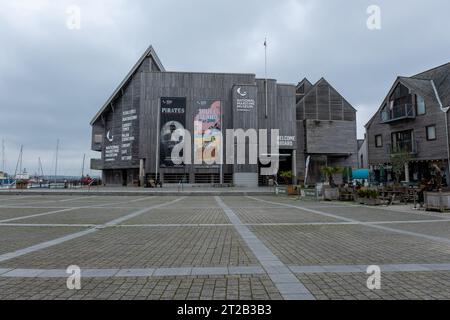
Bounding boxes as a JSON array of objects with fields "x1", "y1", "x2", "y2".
[{"x1": 0, "y1": 194, "x2": 450, "y2": 300}]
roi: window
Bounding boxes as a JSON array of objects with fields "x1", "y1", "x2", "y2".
[
  {"x1": 417, "y1": 95, "x2": 426, "y2": 115},
  {"x1": 380, "y1": 104, "x2": 389, "y2": 122},
  {"x1": 375, "y1": 135, "x2": 383, "y2": 148},
  {"x1": 426, "y1": 125, "x2": 436, "y2": 141},
  {"x1": 391, "y1": 130, "x2": 414, "y2": 153},
  {"x1": 94, "y1": 134, "x2": 103, "y2": 143}
]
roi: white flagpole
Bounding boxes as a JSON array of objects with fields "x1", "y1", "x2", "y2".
[{"x1": 264, "y1": 38, "x2": 268, "y2": 119}]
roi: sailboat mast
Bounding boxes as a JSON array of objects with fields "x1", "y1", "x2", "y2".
[
  {"x1": 1, "y1": 139, "x2": 5, "y2": 173},
  {"x1": 14, "y1": 145, "x2": 23, "y2": 177},
  {"x1": 54, "y1": 139, "x2": 59, "y2": 184},
  {"x1": 81, "y1": 153, "x2": 86, "y2": 178}
]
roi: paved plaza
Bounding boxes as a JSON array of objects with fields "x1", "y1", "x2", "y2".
[{"x1": 1, "y1": 194, "x2": 450, "y2": 300}]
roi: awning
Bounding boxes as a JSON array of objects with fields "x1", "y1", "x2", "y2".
[{"x1": 352, "y1": 169, "x2": 369, "y2": 180}]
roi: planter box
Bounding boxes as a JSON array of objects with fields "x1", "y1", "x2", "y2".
[
  {"x1": 425, "y1": 192, "x2": 450, "y2": 212},
  {"x1": 287, "y1": 185, "x2": 298, "y2": 196},
  {"x1": 355, "y1": 196, "x2": 383, "y2": 206},
  {"x1": 323, "y1": 187, "x2": 339, "y2": 201}
]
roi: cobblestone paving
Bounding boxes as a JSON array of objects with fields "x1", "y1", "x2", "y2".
[
  {"x1": 123, "y1": 208, "x2": 230, "y2": 225},
  {"x1": 1, "y1": 195, "x2": 450, "y2": 300},
  {"x1": 0, "y1": 226, "x2": 258, "y2": 269},
  {"x1": 311, "y1": 206, "x2": 447, "y2": 222},
  {"x1": 233, "y1": 208, "x2": 341, "y2": 224},
  {"x1": 386, "y1": 221, "x2": 450, "y2": 239},
  {"x1": 9, "y1": 208, "x2": 139, "y2": 225},
  {"x1": 0, "y1": 208, "x2": 67, "y2": 221},
  {"x1": 0, "y1": 275, "x2": 281, "y2": 300},
  {"x1": 296, "y1": 271, "x2": 450, "y2": 300},
  {"x1": 251, "y1": 224, "x2": 450, "y2": 265},
  {"x1": 0, "y1": 226, "x2": 88, "y2": 255}
]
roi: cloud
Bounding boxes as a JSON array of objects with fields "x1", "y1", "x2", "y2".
[{"x1": 0, "y1": 0, "x2": 449, "y2": 175}]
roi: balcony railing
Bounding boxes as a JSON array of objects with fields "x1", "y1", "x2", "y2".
[
  {"x1": 381, "y1": 104, "x2": 415, "y2": 123},
  {"x1": 387, "y1": 140, "x2": 418, "y2": 155}
]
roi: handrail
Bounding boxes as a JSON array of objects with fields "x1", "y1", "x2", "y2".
[{"x1": 381, "y1": 104, "x2": 415, "y2": 122}]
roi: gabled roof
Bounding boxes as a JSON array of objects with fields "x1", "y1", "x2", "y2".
[
  {"x1": 90, "y1": 46, "x2": 165, "y2": 125},
  {"x1": 365, "y1": 61, "x2": 450, "y2": 129},
  {"x1": 296, "y1": 77, "x2": 357, "y2": 112},
  {"x1": 296, "y1": 78, "x2": 313, "y2": 93}
]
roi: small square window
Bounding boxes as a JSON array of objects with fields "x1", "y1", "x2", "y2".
[
  {"x1": 426, "y1": 126, "x2": 436, "y2": 141},
  {"x1": 375, "y1": 135, "x2": 383, "y2": 148},
  {"x1": 94, "y1": 134, "x2": 103, "y2": 143}
]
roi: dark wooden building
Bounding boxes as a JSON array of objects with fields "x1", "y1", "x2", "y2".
[
  {"x1": 90, "y1": 46, "x2": 359, "y2": 187},
  {"x1": 90, "y1": 46, "x2": 298, "y2": 187},
  {"x1": 366, "y1": 62, "x2": 450, "y2": 183},
  {"x1": 295, "y1": 78, "x2": 358, "y2": 184}
]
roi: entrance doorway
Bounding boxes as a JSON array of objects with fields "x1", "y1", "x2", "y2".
[
  {"x1": 258, "y1": 150, "x2": 293, "y2": 186},
  {"x1": 122, "y1": 170, "x2": 127, "y2": 187}
]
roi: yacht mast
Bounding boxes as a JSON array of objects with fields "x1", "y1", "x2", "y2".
[{"x1": 54, "y1": 139, "x2": 59, "y2": 184}]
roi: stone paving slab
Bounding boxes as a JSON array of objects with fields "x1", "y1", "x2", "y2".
[
  {"x1": 384, "y1": 221, "x2": 450, "y2": 239},
  {"x1": 123, "y1": 208, "x2": 230, "y2": 225},
  {"x1": 162, "y1": 197, "x2": 222, "y2": 209},
  {"x1": 296, "y1": 271, "x2": 450, "y2": 300},
  {"x1": 0, "y1": 275, "x2": 282, "y2": 300},
  {"x1": 233, "y1": 207, "x2": 342, "y2": 224},
  {"x1": 0, "y1": 226, "x2": 88, "y2": 255},
  {"x1": 0, "y1": 266, "x2": 267, "y2": 278},
  {"x1": 309, "y1": 205, "x2": 447, "y2": 222},
  {"x1": 7, "y1": 208, "x2": 139, "y2": 225},
  {"x1": 0, "y1": 208, "x2": 70, "y2": 221},
  {"x1": 2, "y1": 194, "x2": 450, "y2": 300},
  {"x1": 0, "y1": 226, "x2": 259, "y2": 269},
  {"x1": 250, "y1": 224, "x2": 450, "y2": 266}
]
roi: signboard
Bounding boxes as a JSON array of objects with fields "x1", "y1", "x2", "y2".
[
  {"x1": 194, "y1": 100, "x2": 222, "y2": 166},
  {"x1": 121, "y1": 109, "x2": 138, "y2": 161},
  {"x1": 278, "y1": 136, "x2": 296, "y2": 147},
  {"x1": 160, "y1": 97, "x2": 186, "y2": 167},
  {"x1": 236, "y1": 87, "x2": 256, "y2": 112},
  {"x1": 103, "y1": 107, "x2": 139, "y2": 164}
]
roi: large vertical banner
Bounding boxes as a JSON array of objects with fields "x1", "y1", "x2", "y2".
[
  {"x1": 194, "y1": 100, "x2": 222, "y2": 166},
  {"x1": 160, "y1": 97, "x2": 186, "y2": 167}
]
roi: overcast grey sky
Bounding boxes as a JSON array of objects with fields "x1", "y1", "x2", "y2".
[{"x1": 1, "y1": 0, "x2": 449, "y2": 176}]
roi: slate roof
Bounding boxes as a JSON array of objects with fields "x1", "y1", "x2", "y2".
[{"x1": 365, "y1": 62, "x2": 450, "y2": 129}]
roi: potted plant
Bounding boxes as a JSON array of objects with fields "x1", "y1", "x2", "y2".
[
  {"x1": 321, "y1": 166, "x2": 343, "y2": 200},
  {"x1": 424, "y1": 163, "x2": 450, "y2": 212},
  {"x1": 356, "y1": 188, "x2": 382, "y2": 206},
  {"x1": 280, "y1": 171, "x2": 296, "y2": 195}
]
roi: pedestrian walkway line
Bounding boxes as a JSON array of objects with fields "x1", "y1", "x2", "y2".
[
  {"x1": 215, "y1": 196, "x2": 315, "y2": 300},
  {"x1": 3, "y1": 219, "x2": 450, "y2": 229},
  {"x1": 3, "y1": 263, "x2": 450, "y2": 278},
  {"x1": 247, "y1": 196, "x2": 450, "y2": 246},
  {"x1": 288, "y1": 263, "x2": 450, "y2": 274},
  {"x1": 0, "y1": 197, "x2": 186, "y2": 263},
  {"x1": 0, "y1": 266, "x2": 266, "y2": 278}
]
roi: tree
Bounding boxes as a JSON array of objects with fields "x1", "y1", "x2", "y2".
[
  {"x1": 391, "y1": 151, "x2": 411, "y2": 185},
  {"x1": 321, "y1": 167, "x2": 343, "y2": 187}
]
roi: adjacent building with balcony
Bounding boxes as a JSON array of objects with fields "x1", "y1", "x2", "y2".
[{"x1": 365, "y1": 62, "x2": 450, "y2": 183}]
